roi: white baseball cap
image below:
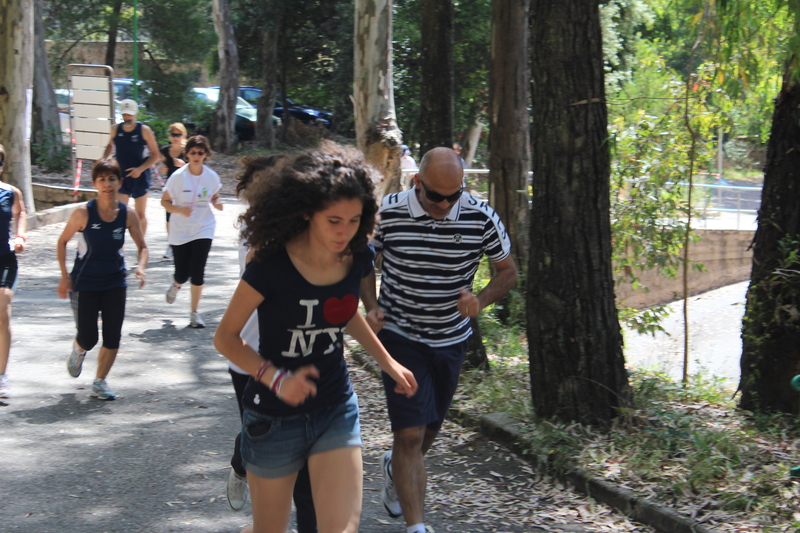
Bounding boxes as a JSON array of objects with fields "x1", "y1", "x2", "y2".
[{"x1": 119, "y1": 99, "x2": 138, "y2": 115}]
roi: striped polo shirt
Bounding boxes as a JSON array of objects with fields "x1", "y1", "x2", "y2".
[{"x1": 373, "y1": 187, "x2": 511, "y2": 347}]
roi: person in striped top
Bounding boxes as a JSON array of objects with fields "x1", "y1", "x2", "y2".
[{"x1": 361, "y1": 147, "x2": 518, "y2": 533}]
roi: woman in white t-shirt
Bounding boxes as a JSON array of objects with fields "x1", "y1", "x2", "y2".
[{"x1": 160, "y1": 135, "x2": 223, "y2": 328}]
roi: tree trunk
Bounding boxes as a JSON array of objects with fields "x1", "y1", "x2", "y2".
[
  {"x1": 739, "y1": 65, "x2": 800, "y2": 414},
  {"x1": 32, "y1": 0, "x2": 63, "y2": 163},
  {"x1": 354, "y1": 0, "x2": 403, "y2": 196},
  {"x1": 0, "y1": 0, "x2": 35, "y2": 214},
  {"x1": 256, "y1": 23, "x2": 279, "y2": 148},
  {"x1": 418, "y1": 0, "x2": 454, "y2": 157},
  {"x1": 488, "y1": 0, "x2": 530, "y2": 268},
  {"x1": 104, "y1": 0, "x2": 124, "y2": 69},
  {"x1": 210, "y1": 0, "x2": 239, "y2": 153},
  {"x1": 461, "y1": 114, "x2": 482, "y2": 168},
  {"x1": 527, "y1": 0, "x2": 629, "y2": 425}
]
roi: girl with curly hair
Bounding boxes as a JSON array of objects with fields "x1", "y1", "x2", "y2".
[{"x1": 214, "y1": 143, "x2": 417, "y2": 533}]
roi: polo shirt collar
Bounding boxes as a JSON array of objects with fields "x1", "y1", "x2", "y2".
[{"x1": 408, "y1": 185, "x2": 461, "y2": 221}]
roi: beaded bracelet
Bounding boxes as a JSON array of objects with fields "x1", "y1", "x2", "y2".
[{"x1": 254, "y1": 360, "x2": 273, "y2": 382}]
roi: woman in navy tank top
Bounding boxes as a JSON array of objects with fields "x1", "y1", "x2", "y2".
[
  {"x1": 0, "y1": 144, "x2": 28, "y2": 401},
  {"x1": 56, "y1": 159, "x2": 149, "y2": 400}
]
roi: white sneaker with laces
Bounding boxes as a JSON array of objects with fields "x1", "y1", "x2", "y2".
[
  {"x1": 381, "y1": 450, "x2": 402, "y2": 518},
  {"x1": 189, "y1": 311, "x2": 205, "y2": 329},
  {"x1": 165, "y1": 283, "x2": 180, "y2": 304},
  {"x1": 67, "y1": 344, "x2": 86, "y2": 378},
  {"x1": 0, "y1": 373, "x2": 9, "y2": 399},
  {"x1": 91, "y1": 378, "x2": 116, "y2": 401},
  {"x1": 226, "y1": 469, "x2": 248, "y2": 512}
]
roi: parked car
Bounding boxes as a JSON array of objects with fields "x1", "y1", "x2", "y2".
[
  {"x1": 190, "y1": 87, "x2": 260, "y2": 141},
  {"x1": 113, "y1": 78, "x2": 147, "y2": 106},
  {"x1": 216, "y1": 85, "x2": 332, "y2": 128}
]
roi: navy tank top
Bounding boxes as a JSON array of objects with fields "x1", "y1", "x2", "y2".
[
  {"x1": 114, "y1": 122, "x2": 150, "y2": 180},
  {"x1": 71, "y1": 200, "x2": 128, "y2": 292},
  {"x1": 0, "y1": 188, "x2": 14, "y2": 257}
]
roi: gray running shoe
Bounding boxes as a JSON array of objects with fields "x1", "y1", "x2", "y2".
[
  {"x1": 166, "y1": 283, "x2": 180, "y2": 304},
  {"x1": 189, "y1": 311, "x2": 205, "y2": 329},
  {"x1": 380, "y1": 451, "x2": 402, "y2": 518},
  {"x1": 226, "y1": 469, "x2": 248, "y2": 512},
  {"x1": 67, "y1": 344, "x2": 86, "y2": 378},
  {"x1": 0, "y1": 373, "x2": 9, "y2": 399},
  {"x1": 91, "y1": 379, "x2": 116, "y2": 401}
]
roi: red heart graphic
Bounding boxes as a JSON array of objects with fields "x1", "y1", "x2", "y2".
[{"x1": 323, "y1": 294, "x2": 358, "y2": 325}]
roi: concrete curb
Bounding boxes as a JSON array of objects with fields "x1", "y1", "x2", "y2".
[
  {"x1": 350, "y1": 350, "x2": 721, "y2": 533},
  {"x1": 25, "y1": 202, "x2": 85, "y2": 232}
]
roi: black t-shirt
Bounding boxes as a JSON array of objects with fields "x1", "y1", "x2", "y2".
[{"x1": 241, "y1": 246, "x2": 374, "y2": 415}]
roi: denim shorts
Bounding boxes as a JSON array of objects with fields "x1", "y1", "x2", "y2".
[
  {"x1": 241, "y1": 392, "x2": 362, "y2": 479},
  {"x1": 379, "y1": 329, "x2": 467, "y2": 433}
]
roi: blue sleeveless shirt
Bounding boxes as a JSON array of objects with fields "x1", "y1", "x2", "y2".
[
  {"x1": 0, "y1": 188, "x2": 15, "y2": 257},
  {"x1": 71, "y1": 200, "x2": 128, "y2": 292},
  {"x1": 114, "y1": 122, "x2": 150, "y2": 182}
]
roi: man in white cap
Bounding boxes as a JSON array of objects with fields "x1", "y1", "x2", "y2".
[{"x1": 103, "y1": 99, "x2": 160, "y2": 236}]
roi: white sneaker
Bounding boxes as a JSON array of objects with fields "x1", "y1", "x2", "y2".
[
  {"x1": 91, "y1": 378, "x2": 116, "y2": 401},
  {"x1": 0, "y1": 373, "x2": 9, "y2": 399},
  {"x1": 165, "y1": 283, "x2": 180, "y2": 304},
  {"x1": 380, "y1": 451, "x2": 402, "y2": 518},
  {"x1": 163, "y1": 246, "x2": 173, "y2": 260},
  {"x1": 226, "y1": 469, "x2": 248, "y2": 512},
  {"x1": 189, "y1": 311, "x2": 205, "y2": 329},
  {"x1": 67, "y1": 344, "x2": 86, "y2": 378}
]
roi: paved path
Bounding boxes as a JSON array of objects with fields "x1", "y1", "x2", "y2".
[{"x1": 0, "y1": 195, "x2": 653, "y2": 533}]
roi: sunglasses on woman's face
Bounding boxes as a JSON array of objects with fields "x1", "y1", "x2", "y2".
[
  {"x1": 170, "y1": 132, "x2": 183, "y2": 137},
  {"x1": 0, "y1": 161, "x2": 4, "y2": 167},
  {"x1": 187, "y1": 150, "x2": 206, "y2": 156},
  {"x1": 419, "y1": 180, "x2": 463, "y2": 204}
]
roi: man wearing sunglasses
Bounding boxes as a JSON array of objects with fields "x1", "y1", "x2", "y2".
[
  {"x1": 103, "y1": 99, "x2": 160, "y2": 237},
  {"x1": 361, "y1": 147, "x2": 518, "y2": 533}
]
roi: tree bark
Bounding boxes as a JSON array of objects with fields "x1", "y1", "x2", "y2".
[
  {"x1": 104, "y1": 0, "x2": 124, "y2": 69},
  {"x1": 739, "y1": 64, "x2": 800, "y2": 414},
  {"x1": 210, "y1": 0, "x2": 239, "y2": 153},
  {"x1": 488, "y1": 0, "x2": 530, "y2": 268},
  {"x1": 32, "y1": 0, "x2": 63, "y2": 163},
  {"x1": 354, "y1": 0, "x2": 403, "y2": 196},
  {"x1": 418, "y1": 0, "x2": 454, "y2": 157},
  {"x1": 461, "y1": 114, "x2": 482, "y2": 168},
  {"x1": 0, "y1": 0, "x2": 35, "y2": 214},
  {"x1": 527, "y1": 0, "x2": 629, "y2": 424},
  {"x1": 256, "y1": 23, "x2": 279, "y2": 148}
]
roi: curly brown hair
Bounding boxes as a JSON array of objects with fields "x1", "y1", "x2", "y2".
[
  {"x1": 239, "y1": 142, "x2": 380, "y2": 260},
  {"x1": 235, "y1": 154, "x2": 288, "y2": 201}
]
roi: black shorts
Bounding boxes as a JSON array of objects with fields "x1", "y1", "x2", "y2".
[
  {"x1": 69, "y1": 287, "x2": 127, "y2": 351},
  {"x1": 0, "y1": 253, "x2": 19, "y2": 292},
  {"x1": 172, "y1": 238, "x2": 212, "y2": 286},
  {"x1": 379, "y1": 328, "x2": 467, "y2": 433}
]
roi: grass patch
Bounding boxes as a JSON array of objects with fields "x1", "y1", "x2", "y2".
[{"x1": 457, "y1": 341, "x2": 800, "y2": 532}]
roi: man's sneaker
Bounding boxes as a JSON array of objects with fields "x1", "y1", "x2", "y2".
[
  {"x1": 380, "y1": 451, "x2": 402, "y2": 518},
  {"x1": 91, "y1": 379, "x2": 116, "y2": 401},
  {"x1": 189, "y1": 311, "x2": 205, "y2": 329},
  {"x1": 163, "y1": 246, "x2": 173, "y2": 260},
  {"x1": 67, "y1": 344, "x2": 86, "y2": 378},
  {"x1": 0, "y1": 373, "x2": 9, "y2": 400},
  {"x1": 165, "y1": 283, "x2": 180, "y2": 304},
  {"x1": 226, "y1": 469, "x2": 248, "y2": 512}
]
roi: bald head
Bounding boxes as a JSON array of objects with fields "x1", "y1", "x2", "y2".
[
  {"x1": 418, "y1": 147, "x2": 464, "y2": 186},
  {"x1": 414, "y1": 147, "x2": 465, "y2": 219}
]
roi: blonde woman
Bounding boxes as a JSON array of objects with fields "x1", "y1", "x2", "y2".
[{"x1": 159, "y1": 123, "x2": 187, "y2": 259}]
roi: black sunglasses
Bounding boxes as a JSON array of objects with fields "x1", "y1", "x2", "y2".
[
  {"x1": 0, "y1": 161, "x2": 4, "y2": 167},
  {"x1": 419, "y1": 180, "x2": 462, "y2": 204},
  {"x1": 170, "y1": 132, "x2": 183, "y2": 137}
]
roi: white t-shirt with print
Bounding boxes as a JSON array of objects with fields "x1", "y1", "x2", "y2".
[{"x1": 164, "y1": 164, "x2": 222, "y2": 246}]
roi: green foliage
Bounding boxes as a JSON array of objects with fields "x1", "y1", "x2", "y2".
[
  {"x1": 32, "y1": 128, "x2": 71, "y2": 173},
  {"x1": 140, "y1": 67, "x2": 200, "y2": 124}
]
